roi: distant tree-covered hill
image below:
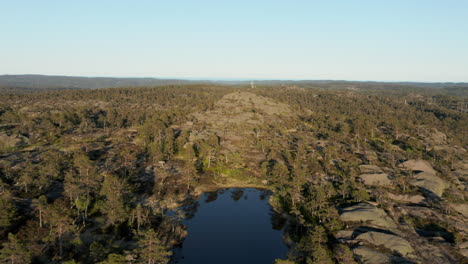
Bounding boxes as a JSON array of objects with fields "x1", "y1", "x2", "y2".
[
  {"x1": 0, "y1": 75, "x2": 466, "y2": 95},
  {"x1": 0, "y1": 74, "x2": 204, "y2": 90}
]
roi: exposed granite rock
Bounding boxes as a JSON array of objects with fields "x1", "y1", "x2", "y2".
[
  {"x1": 353, "y1": 246, "x2": 391, "y2": 264},
  {"x1": 356, "y1": 231, "x2": 415, "y2": 257},
  {"x1": 335, "y1": 230, "x2": 354, "y2": 241},
  {"x1": 459, "y1": 241, "x2": 468, "y2": 258},
  {"x1": 451, "y1": 203, "x2": 468, "y2": 218},
  {"x1": 360, "y1": 173, "x2": 391, "y2": 186},
  {"x1": 339, "y1": 203, "x2": 397, "y2": 229},
  {"x1": 388, "y1": 193, "x2": 425, "y2": 204},
  {"x1": 399, "y1": 159, "x2": 436, "y2": 174},
  {"x1": 359, "y1": 164, "x2": 383, "y2": 174},
  {"x1": 410, "y1": 171, "x2": 447, "y2": 197}
]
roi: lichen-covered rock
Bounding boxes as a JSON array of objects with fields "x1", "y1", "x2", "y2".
[
  {"x1": 399, "y1": 159, "x2": 436, "y2": 174},
  {"x1": 356, "y1": 231, "x2": 415, "y2": 257},
  {"x1": 339, "y1": 203, "x2": 397, "y2": 228},
  {"x1": 360, "y1": 173, "x2": 391, "y2": 186},
  {"x1": 410, "y1": 172, "x2": 447, "y2": 197}
]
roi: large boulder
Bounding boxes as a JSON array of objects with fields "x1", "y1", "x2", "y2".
[
  {"x1": 360, "y1": 173, "x2": 391, "y2": 186},
  {"x1": 356, "y1": 231, "x2": 415, "y2": 257},
  {"x1": 339, "y1": 203, "x2": 397, "y2": 229},
  {"x1": 399, "y1": 159, "x2": 436, "y2": 174},
  {"x1": 410, "y1": 172, "x2": 447, "y2": 197}
]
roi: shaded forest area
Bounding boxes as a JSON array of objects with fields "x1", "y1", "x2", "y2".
[{"x1": 0, "y1": 83, "x2": 467, "y2": 263}]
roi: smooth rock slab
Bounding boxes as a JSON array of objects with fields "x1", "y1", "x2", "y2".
[
  {"x1": 353, "y1": 246, "x2": 414, "y2": 264},
  {"x1": 339, "y1": 203, "x2": 397, "y2": 229},
  {"x1": 359, "y1": 164, "x2": 383, "y2": 174},
  {"x1": 356, "y1": 231, "x2": 415, "y2": 257},
  {"x1": 410, "y1": 172, "x2": 447, "y2": 197},
  {"x1": 360, "y1": 173, "x2": 391, "y2": 186},
  {"x1": 399, "y1": 159, "x2": 436, "y2": 174},
  {"x1": 388, "y1": 193, "x2": 425, "y2": 204}
]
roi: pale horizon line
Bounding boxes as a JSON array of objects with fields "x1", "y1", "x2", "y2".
[{"x1": 1, "y1": 73, "x2": 466, "y2": 84}]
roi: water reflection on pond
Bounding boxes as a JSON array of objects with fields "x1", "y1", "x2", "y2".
[{"x1": 170, "y1": 188, "x2": 288, "y2": 264}]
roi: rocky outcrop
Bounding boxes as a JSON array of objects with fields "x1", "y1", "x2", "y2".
[
  {"x1": 410, "y1": 172, "x2": 447, "y2": 197},
  {"x1": 339, "y1": 203, "x2": 397, "y2": 229},
  {"x1": 352, "y1": 246, "x2": 393, "y2": 264},
  {"x1": 388, "y1": 193, "x2": 425, "y2": 204},
  {"x1": 360, "y1": 173, "x2": 391, "y2": 186},
  {"x1": 459, "y1": 241, "x2": 468, "y2": 258},
  {"x1": 451, "y1": 203, "x2": 468, "y2": 218},
  {"x1": 356, "y1": 231, "x2": 415, "y2": 257},
  {"x1": 334, "y1": 230, "x2": 354, "y2": 241},
  {"x1": 399, "y1": 159, "x2": 436, "y2": 174},
  {"x1": 398, "y1": 159, "x2": 447, "y2": 197}
]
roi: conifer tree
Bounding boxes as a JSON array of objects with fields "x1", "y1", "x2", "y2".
[
  {"x1": 0, "y1": 233, "x2": 32, "y2": 264},
  {"x1": 135, "y1": 229, "x2": 172, "y2": 264}
]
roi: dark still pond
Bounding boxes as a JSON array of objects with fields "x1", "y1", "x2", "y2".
[{"x1": 171, "y1": 188, "x2": 288, "y2": 264}]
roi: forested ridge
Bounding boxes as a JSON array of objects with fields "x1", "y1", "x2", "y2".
[{"x1": 0, "y1": 84, "x2": 467, "y2": 263}]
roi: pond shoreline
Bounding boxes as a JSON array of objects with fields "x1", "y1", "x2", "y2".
[
  {"x1": 193, "y1": 182, "x2": 270, "y2": 195},
  {"x1": 169, "y1": 187, "x2": 289, "y2": 264}
]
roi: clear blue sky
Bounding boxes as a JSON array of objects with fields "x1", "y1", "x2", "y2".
[{"x1": 1, "y1": 0, "x2": 467, "y2": 82}]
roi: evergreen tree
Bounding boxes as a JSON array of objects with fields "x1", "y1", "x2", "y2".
[
  {"x1": 0, "y1": 233, "x2": 32, "y2": 264},
  {"x1": 0, "y1": 195, "x2": 17, "y2": 230},
  {"x1": 135, "y1": 229, "x2": 172, "y2": 264},
  {"x1": 43, "y1": 199, "x2": 76, "y2": 258},
  {"x1": 100, "y1": 173, "x2": 129, "y2": 226}
]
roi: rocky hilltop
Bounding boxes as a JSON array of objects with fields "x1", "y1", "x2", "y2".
[{"x1": 171, "y1": 90, "x2": 468, "y2": 263}]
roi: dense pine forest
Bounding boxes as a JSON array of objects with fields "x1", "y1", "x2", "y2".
[{"x1": 0, "y1": 83, "x2": 467, "y2": 263}]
